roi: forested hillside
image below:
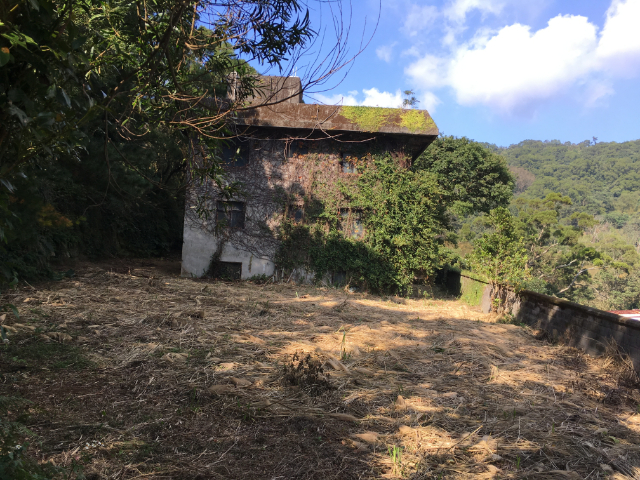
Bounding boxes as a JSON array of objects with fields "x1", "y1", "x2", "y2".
[
  {"x1": 503, "y1": 139, "x2": 640, "y2": 225},
  {"x1": 461, "y1": 139, "x2": 640, "y2": 311}
]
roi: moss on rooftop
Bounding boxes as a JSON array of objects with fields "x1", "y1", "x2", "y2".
[
  {"x1": 339, "y1": 106, "x2": 396, "y2": 132},
  {"x1": 399, "y1": 109, "x2": 435, "y2": 133},
  {"x1": 339, "y1": 106, "x2": 435, "y2": 133}
]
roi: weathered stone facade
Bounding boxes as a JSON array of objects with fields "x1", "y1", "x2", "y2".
[{"x1": 181, "y1": 78, "x2": 439, "y2": 280}]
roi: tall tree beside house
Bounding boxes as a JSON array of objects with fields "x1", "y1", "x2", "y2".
[
  {"x1": 413, "y1": 136, "x2": 515, "y2": 216},
  {"x1": 351, "y1": 153, "x2": 455, "y2": 291},
  {"x1": 354, "y1": 137, "x2": 515, "y2": 292},
  {"x1": 0, "y1": 0, "x2": 355, "y2": 280}
]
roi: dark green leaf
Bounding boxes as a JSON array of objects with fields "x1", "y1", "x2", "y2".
[
  {"x1": 0, "y1": 48, "x2": 10, "y2": 67},
  {"x1": 7, "y1": 304, "x2": 19, "y2": 318},
  {"x1": 71, "y1": 36, "x2": 87, "y2": 51}
]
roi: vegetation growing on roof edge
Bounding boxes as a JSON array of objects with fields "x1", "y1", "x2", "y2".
[
  {"x1": 400, "y1": 110, "x2": 435, "y2": 133},
  {"x1": 339, "y1": 106, "x2": 396, "y2": 133},
  {"x1": 339, "y1": 106, "x2": 437, "y2": 133}
]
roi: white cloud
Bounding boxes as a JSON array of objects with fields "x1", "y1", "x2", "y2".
[
  {"x1": 449, "y1": 15, "x2": 598, "y2": 111},
  {"x1": 313, "y1": 88, "x2": 403, "y2": 109},
  {"x1": 376, "y1": 43, "x2": 396, "y2": 62},
  {"x1": 312, "y1": 88, "x2": 442, "y2": 113},
  {"x1": 444, "y1": 0, "x2": 504, "y2": 22},
  {"x1": 583, "y1": 80, "x2": 615, "y2": 108},
  {"x1": 405, "y1": 54, "x2": 449, "y2": 89},
  {"x1": 362, "y1": 88, "x2": 403, "y2": 108},
  {"x1": 420, "y1": 92, "x2": 442, "y2": 113},
  {"x1": 597, "y1": 0, "x2": 640, "y2": 76},
  {"x1": 404, "y1": 4, "x2": 439, "y2": 36},
  {"x1": 405, "y1": 0, "x2": 640, "y2": 115},
  {"x1": 401, "y1": 46, "x2": 422, "y2": 58},
  {"x1": 439, "y1": 0, "x2": 506, "y2": 48},
  {"x1": 313, "y1": 92, "x2": 359, "y2": 106}
]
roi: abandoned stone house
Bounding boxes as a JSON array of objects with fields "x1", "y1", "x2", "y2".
[{"x1": 180, "y1": 77, "x2": 439, "y2": 280}]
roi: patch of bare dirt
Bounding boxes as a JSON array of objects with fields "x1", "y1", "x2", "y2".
[{"x1": 1, "y1": 260, "x2": 640, "y2": 479}]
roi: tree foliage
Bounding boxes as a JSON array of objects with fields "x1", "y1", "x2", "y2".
[
  {"x1": 352, "y1": 153, "x2": 455, "y2": 290},
  {"x1": 499, "y1": 140, "x2": 640, "y2": 218},
  {"x1": 0, "y1": 0, "x2": 355, "y2": 281},
  {"x1": 276, "y1": 154, "x2": 454, "y2": 293},
  {"x1": 463, "y1": 139, "x2": 640, "y2": 310},
  {"x1": 276, "y1": 142, "x2": 513, "y2": 294},
  {"x1": 467, "y1": 207, "x2": 528, "y2": 288},
  {"x1": 413, "y1": 136, "x2": 514, "y2": 216},
  {"x1": 0, "y1": 0, "x2": 319, "y2": 179},
  {"x1": 512, "y1": 193, "x2": 600, "y2": 296}
]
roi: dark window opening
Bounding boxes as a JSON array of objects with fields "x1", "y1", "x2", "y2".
[
  {"x1": 208, "y1": 261, "x2": 242, "y2": 281},
  {"x1": 340, "y1": 154, "x2": 357, "y2": 173},
  {"x1": 289, "y1": 206, "x2": 304, "y2": 223},
  {"x1": 216, "y1": 201, "x2": 246, "y2": 229},
  {"x1": 340, "y1": 208, "x2": 364, "y2": 239},
  {"x1": 288, "y1": 141, "x2": 309, "y2": 157},
  {"x1": 220, "y1": 142, "x2": 249, "y2": 168},
  {"x1": 332, "y1": 270, "x2": 347, "y2": 286}
]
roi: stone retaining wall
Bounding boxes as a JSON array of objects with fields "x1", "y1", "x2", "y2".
[
  {"x1": 512, "y1": 289, "x2": 640, "y2": 369},
  {"x1": 458, "y1": 274, "x2": 640, "y2": 370}
]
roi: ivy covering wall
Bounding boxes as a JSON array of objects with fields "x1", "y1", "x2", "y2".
[
  {"x1": 186, "y1": 134, "x2": 514, "y2": 294},
  {"x1": 275, "y1": 151, "x2": 457, "y2": 293}
]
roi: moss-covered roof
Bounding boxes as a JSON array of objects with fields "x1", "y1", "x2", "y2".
[{"x1": 234, "y1": 103, "x2": 439, "y2": 137}]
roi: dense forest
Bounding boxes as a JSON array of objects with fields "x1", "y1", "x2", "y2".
[{"x1": 460, "y1": 139, "x2": 640, "y2": 311}]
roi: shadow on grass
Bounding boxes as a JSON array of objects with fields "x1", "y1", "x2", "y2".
[
  {"x1": 2, "y1": 339, "x2": 94, "y2": 372},
  {"x1": 1, "y1": 273, "x2": 639, "y2": 480}
]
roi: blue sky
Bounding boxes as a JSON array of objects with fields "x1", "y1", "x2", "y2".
[{"x1": 278, "y1": 0, "x2": 640, "y2": 147}]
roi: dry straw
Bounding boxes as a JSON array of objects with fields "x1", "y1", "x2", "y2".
[{"x1": 1, "y1": 259, "x2": 639, "y2": 479}]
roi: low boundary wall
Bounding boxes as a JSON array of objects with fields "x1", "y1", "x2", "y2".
[
  {"x1": 512, "y1": 289, "x2": 640, "y2": 369},
  {"x1": 456, "y1": 273, "x2": 640, "y2": 370}
]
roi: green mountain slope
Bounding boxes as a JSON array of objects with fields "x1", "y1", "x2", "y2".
[
  {"x1": 489, "y1": 139, "x2": 640, "y2": 310},
  {"x1": 501, "y1": 140, "x2": 640, "y2": 221}
]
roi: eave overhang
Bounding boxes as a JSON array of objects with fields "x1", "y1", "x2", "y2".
[{"x1": 230, "y1": 103, "x2": 439, "y2": 158}]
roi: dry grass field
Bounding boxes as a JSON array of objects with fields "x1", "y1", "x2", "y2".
[{"x1": 1, "y1": 259, "x2": 640, "y2": 479}]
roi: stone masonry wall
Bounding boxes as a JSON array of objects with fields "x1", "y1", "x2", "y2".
[
  {"x1": 182, "y1": 129, "x2": 413, "y2": 278},
  {"x1": 459, "y1": 274, "x2": 640, "y2": 371},
  {"x1": 512, "y1": 290, "x2": 640, "y2": 370}
]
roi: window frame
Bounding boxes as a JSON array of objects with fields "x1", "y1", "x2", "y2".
[
  {"x1": 340, "y1": 153, "x2": 358, "y2": 174},
  {"x1": 216, "y1": 200, "x2": 246, "y2": 230},
  {"x1": 287, "y1": 140, "x2": 309, "y2": 158},
  {"x1": 288, "y1": 205, "x2": 304, "y2": 223},
  {"x1": 339, "y1": 208, "x2": 364, "y2": 239},
  {"x1": 219, "y1": 140, "x2": 250, "y2": 168}
]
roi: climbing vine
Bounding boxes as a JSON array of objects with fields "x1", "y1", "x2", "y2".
[
  {"x1": 275, "y1": 152, "x2": 457, "y2": 293},
  {"x1": 190, "y1": 134, "x2": 511, "y2": 293}
]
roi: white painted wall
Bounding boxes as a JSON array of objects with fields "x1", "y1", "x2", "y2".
[{"x1": 181, "y1": 219, "x2": 275, "y2": 279}]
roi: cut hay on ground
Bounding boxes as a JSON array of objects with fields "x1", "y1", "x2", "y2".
[{"x1": 1, "y1": 259, "x2": 639, "y2": 479}]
